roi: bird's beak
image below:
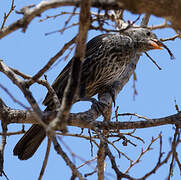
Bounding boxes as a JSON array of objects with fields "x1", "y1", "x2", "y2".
[{"x1": 148, "y1": 39, "x2": 163, "y2": 50}]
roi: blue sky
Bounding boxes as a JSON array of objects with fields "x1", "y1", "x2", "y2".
[{"x1": 1, "y1": 1, "x2": 181, "y2": 180}]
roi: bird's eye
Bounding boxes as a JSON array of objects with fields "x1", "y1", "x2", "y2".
[{"x1": 146, "y1": 32, "x2": 151, "y2": 36}]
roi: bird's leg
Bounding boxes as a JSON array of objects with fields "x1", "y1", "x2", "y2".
[
  {"x1": 98, "y1": 84, "x2": 117, "y2": 107},
  {"x1": 106, "y1": 86, "x2": 116, "y2": 107},
  {"x1": 77, "y1": 83, "x2": 118, "y2": 117}
]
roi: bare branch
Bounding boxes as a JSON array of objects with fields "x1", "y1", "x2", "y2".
[
  {"x1": 1, "y1": 0, "x2": 181, "y2": 41},
  {"x1": 1, "y1": 94, "x2": 181, "y2": 131},
  {"x1": 0, "y1": 83, "x2": 30, "y2": 110},
  {"x1": 0, "y1": 120, "x2": 7, "y2": 176},
  {"x1": 139, "y1": 135, "x2": 172, "y2": 179},
  {"x1": 38, "y1": 138, "x2": 51, "y2": 180},
  {"x1": 105, "y1": 144, "x2": 135, "y2": 180},
  {"x1": 125, "y1": 134, "x2": 161, "y2": 173},
  {"x1": 27, "y1": 36, "x2": 77, "y2": 86},
  {"x1": 77, "y1": 157, "x2": 97, "y2": 169},
  {"x1": 97, "y1": 141, "x2": 106, "y2": 179},
  {"x1": 1, "y1": 0, "x2": 16, "y2": 29},
  {"x1": 39, "y1": 11, "x2": 79, "y2": 22},
  {"x1": 0, "y1": 60, "x2": 46, "y2": 129},
  {"x1": 97, "y1": 102, "x2": 112, "y2": 179},
  {"x1": 160, "y1": 34, "x2": 181, "y2": 42},
  {"x1": 48, "y1": 0, "x2": 91, "y2": 132},
  {"x1": 168, "y1": 126, "x2": 181, "y2": 179},
  {"x1": 0, "y1": 0, "x2": 119, "y2": 39},
  {"x1": 148, "y1": 20, "x2": 171, "y2": 30},
  {"x1": 52, "y1": 136, "x2": 85, "y2": 180},
  {"x1": 145, "y1": 52, "x2": 162, "y2": 70},
  {"x1": 141, "y1": 14, "x2": 150, "y2": 27},
  {"x1": 1, "y1": 0, "x2": 181, "y2": 179},
  {"x1": 56, "y1": 132, "x2": 99, "y2": 147}
]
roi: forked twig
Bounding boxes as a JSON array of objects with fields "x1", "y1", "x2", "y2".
[
  {"x1": 1, "y1": 0, "x2": 16, "y2": 29},
  {"x1": 125, "y1": 134, "x2": 162, "y2": 173}
]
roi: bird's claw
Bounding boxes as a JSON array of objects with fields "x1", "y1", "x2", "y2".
[
  {"x1": 78, "y1": 97, "x2": 109, "y2": 118},
  {"x1": 91, "y1": 100, "x2": 109, "y2": 117}
]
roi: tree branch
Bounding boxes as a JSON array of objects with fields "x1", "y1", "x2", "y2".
[
  {"x1": 52, "y1": 136, "x2": 85, "y2": 180},
  {"x1": 48, "y1": 0, "x2": 91, "y2": 132},
  {"x1": 1, "y1": 0, "x2": 181, "y2": 40},
  {"x1": 1, "y1": 95, "x2": 181, "y2": 133}
]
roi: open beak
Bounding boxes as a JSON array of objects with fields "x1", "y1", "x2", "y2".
[{"x1": 148, "y1": 39, "x2": 163, "y2": 50}]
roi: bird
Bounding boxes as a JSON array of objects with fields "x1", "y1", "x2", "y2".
[{"x1": 13, "y1": 27, "x2": 163, "y2": 160}]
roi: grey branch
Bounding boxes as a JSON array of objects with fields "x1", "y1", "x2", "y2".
[
  {"x1": 48, "y1": 0, "x2": 91, "y2": 132},
  {"x1": 1, "y1": 97, "x2": 181, "y2": 131},
  {"x1": 1, "y1": 0, "x2": 181, "y2": 40}
]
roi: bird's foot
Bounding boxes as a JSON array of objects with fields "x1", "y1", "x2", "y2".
[{"x1": 78, "y1": 97, "x2": 109, "y2": 117}]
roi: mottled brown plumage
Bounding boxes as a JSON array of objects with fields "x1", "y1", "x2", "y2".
[{"x1": 13, "y1": 27, "x2": 163, "y2": 160}]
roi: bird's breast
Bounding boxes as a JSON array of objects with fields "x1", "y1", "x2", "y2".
[{"x1": 82, "y1": 38, "x2": 137, "y2": 97}]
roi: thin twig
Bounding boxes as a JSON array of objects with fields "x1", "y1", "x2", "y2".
[
  {"x1": 141, "y1": 14, "x2": 150, "y2": 27},
  {"x1": 39, "y1": 11, "x2": 79, "y2": 22},
  {"x1": 0, "y1": 121, "x2": 7, "y2": 176},
  {"x1": 145, "y1": 52, "x2": 162, "y2": 70},
  {"x1": 114, "y1": 112, "x2": 150, "y2": 121},
  {"x1": 27, "y1": 36, "x2": 77, "y2": 86},
  {"x1": 48, "y1": 0, "x2": 91, "y2": 132},
  {"x1": 168, "y1": 126, "x2": 181, "y2": 179},
  {"x1": 148, "y1": 20, "x2": 171, "y2": 30},
  {"x1": 174, "y1": 97, "x2": 180, "y2": 113},
  {"x1": 52, "y1": 136, "x2": 85, "y2": 180},
  {"x1": 139, "y1": 134, "x2": 175, "y2": 179},
  {"x1": 56, "y1": 132, "x2": 99, "y2": 147},
  {"x1": 1, "y1": 0, "x2": 16, "y2": 29},
  {"x1": 160, "y1": 34, "x2": 181, "y2": 42},
  {"x1": 132, "y1": 71, "x2": 138, "y2": 100},
  {"x1": 158, "y1": 41, "x2": 175, "y2": 59},
  {"x1": 88, "y1": 129, "x2": 94, "y2": 156},
  {"x1": 125, "y1": 134, "x2": 162, "y2": 173},
  {"x1": 10, "y1": 67, "x2": 61, "y2": 111},
  {"x1": 77, "y1": 157, "x2": 97, "y2": 169},
  {"x1": 105, "y1": 144, "x2": 135, "y2": 180},
  {"x1": 45, "y1": 23, "x2": 79, "y2": 36},
  {"x1": 63, "y1": 7, "x2": 77, "y2": 32},
  {"x1": 0, "y1": 83, "x2": 30, "y2": 110},
  {"x1": 0, "y1": 60, "x2": 47, "y2": 129},
  {"x1": 38, "y1": 138, "x2": 51, "y2": 180},
  {"x1": 57, "y1": 136, "x2": 96, "y2": 171},
  {"x1": 107, "y1": 139, "x2": 133, "y2": 161},
  {"x1": 0, "y1": 129, "x2": 25, "y2": 136}
]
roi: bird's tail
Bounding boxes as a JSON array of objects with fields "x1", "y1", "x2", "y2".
[{"x1": 13, "y1": 124, "x2": 46, "y2": 160}]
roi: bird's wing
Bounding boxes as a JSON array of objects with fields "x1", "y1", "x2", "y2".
[
  {"x1": 85, "y1": 34, "x2": 108, "y2": 57},
  {"x1": 42, "y1": 59, "x2": 72, "y2": 107},
  {"x1": 43, "y1": 34, "x2": 110, "y2": 108}
]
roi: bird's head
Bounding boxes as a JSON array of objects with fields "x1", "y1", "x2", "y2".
[{"x1": 125, "y1": 27, "x2": 163, "y2": 52}]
